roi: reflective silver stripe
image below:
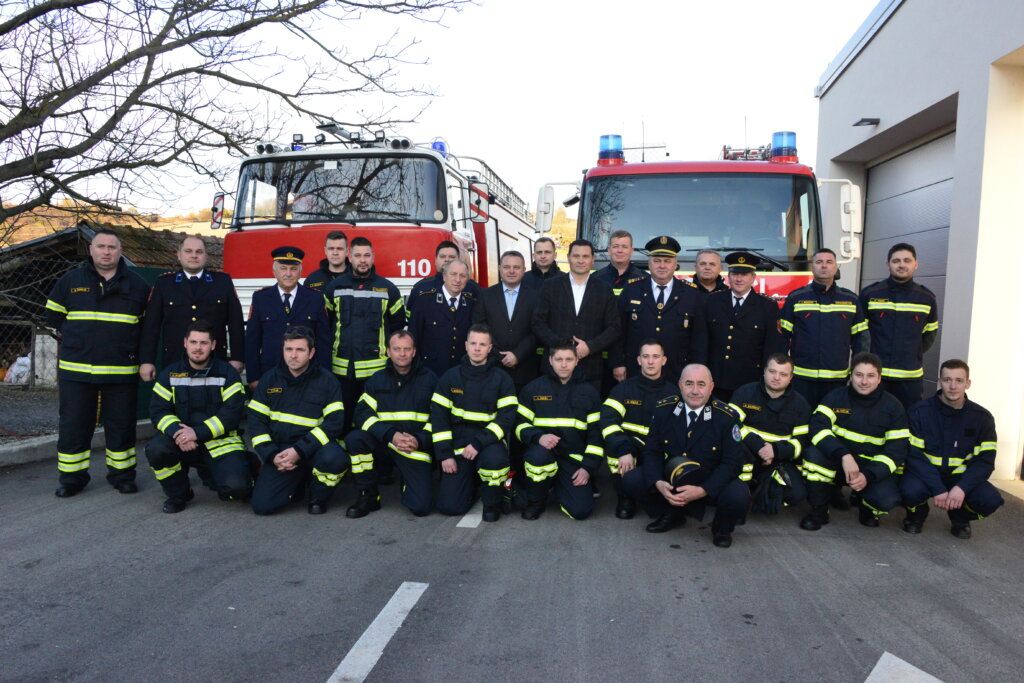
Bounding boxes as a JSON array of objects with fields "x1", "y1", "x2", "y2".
[{"x1": 169, "y1": 376, "x2": 227, "y2": 386}]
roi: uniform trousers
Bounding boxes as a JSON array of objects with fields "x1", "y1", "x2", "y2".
[
  {"x1": 621, "y1": 466, "x2": 750, "y2": 534},
  {"x1": 436, "y1": 443, "x2": 509, "y2": 515},
  {"x1": 145, "y1": 433, "x2": 251, "y2": 501},
  {"x1": 57, "y1": 379, "x2": 138, "y2": 489},
  {"x1": 344, "y1": 429, "x2": 433, "y2": 516},
  {"x1": 882, "y1": 379, "x2": 924, "y2": 410},
  {"x1": 791, "y1": 378, "x2": 846, "y2": 408},
  {"x1": 523, "y1": 444, "x2": 594, "y2": 520},
  {"x1": 900, "y1": 472, "x2": 1004, "y2": 523},
  {"x1": 803, "y1": 450, "x2": 901, "y2": 514},
  {"x1": 251, "y1": 442, "x2": 350, "y2": 515}
]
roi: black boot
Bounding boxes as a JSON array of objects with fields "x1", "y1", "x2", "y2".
[
  {"x1": 615, "y1": 495, "x2": 636, "y2": 520},
  {"x1": 346, "y1": 486, "x2": 382, "y2": 518},
  {"x1": 645, "y1": 509, "x2": 685, "y2": 533},
  {"x1": 162, "y1": 488, "x2": 195, "y2": 514},
  {"x1": 902, "y1": 503, "x2": 929, "y2": 534},
  {"x1": 858, "y1": 499, "x2": 880, "y2": 527},
  {"x1": 799, "y1": 505, "x2": 830, "y2": 531}
]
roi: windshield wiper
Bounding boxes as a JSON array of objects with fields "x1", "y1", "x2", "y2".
[
  {"x1": 292, "y1": 211, "x2": 357, "y2": 224},
  {"x1": 239, "y1": 216, "x2": 292, "y2": 227},
  {"x1": 684, "y1": 247, "x2": 789, "y2": 272},
  {"x1": 365, "y1": 210, "x2": 421, "y2": 226}
]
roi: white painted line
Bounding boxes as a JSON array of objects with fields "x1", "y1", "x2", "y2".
[
  {"x1": 456, "y1": 501, "x2": 482, "y2": 528},
  {"x1": 327, "y1": 581, "x2": 429, "y2": 683},
  {"x1": 864, "y1": 652, "x2": 943, "y2": 683}
]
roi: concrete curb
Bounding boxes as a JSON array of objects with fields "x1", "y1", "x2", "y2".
[{"x1": 0, "y1": 421, "x2": 155, "y2": 468}]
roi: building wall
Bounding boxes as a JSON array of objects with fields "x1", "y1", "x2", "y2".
[{"x1": 816, "y1": 0, "x2": 1024, "y2": 479}]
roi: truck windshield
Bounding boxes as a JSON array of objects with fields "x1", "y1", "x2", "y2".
[
  {"x1": 580, "y1": 172, "x2": 820, "y2": 266},
  {"x1": 234, "y1": 154, "x2": 446, "y2": 225}
]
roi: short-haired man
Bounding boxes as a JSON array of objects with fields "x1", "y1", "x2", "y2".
[
  {"x1": 46, "y1": 229, "x2": 150, "y2": 497},
  {"x1": 472, "y1": 250, "x2": 539, "y2": 392},
  {"x1": 408, "y1": 240, "x2": 483, "y2": 306},
  {"x1": 728, "y1": 353, "x2": 811, "y2": 514},
  {"x1": 146, "y1": 321, "x2": 251, "y2": 513},
  {"x1": 244, "y1": 246, "x2": 331, "y2": 387},
  {"x1": 532, "y1": 239, "x2": 621, "y2": 394},
  {"x1": 780, "y1": 248, "x2": 869, "y2": 407},
  {"x1": 600, "y1": 340, "x2": 679, "y2": 519},
  {"x1": 139, "y1": 235, "x2": 245, "y2": 381},
  {"x1": 859, "y1": 243, "x2": 939, "y2": 409},
  {"x1": 408, "y1": 259, "x2": 477, "y2": 379},
  {"x1": 689, "y1": 249, "x2": 728, "y2": 295},
  {"x1": 344, "y1": 330, "x2": 438, "y2": 518},
  {"x1": 521, "y1": 237, "x2": 562, "y2": 289},
  {"x1": 248, "y1": 328, "x2": 349, "y2": 515},
  {"x1": 594, "y1": 230, "x2": 648, "y2": 296},
  {"x1": 303, "y1": 230, "x2": 349, "y2": 293},
  {"x1": 516, "y1": 341, "x2": 604, "y2": 520},
  {"x1": 901, "y1": 359, "x2": 1003, "y2": 539},
  {"x1": 430, "y1": 325, "x2": 518, "y2": 522},
  {"x1": 800, "y1": 352, "x2": 908, "y2": 530},
  {"x1": 629, "y1": 364, "x2": 749, "y2": 548}
]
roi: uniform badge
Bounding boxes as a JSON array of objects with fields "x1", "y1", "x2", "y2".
[
  {"x1": 732, "y1": 424, "x2": 742, "y2": 442},
  {"x1": 656, "y1": 303, "x2": 664, "y2": 310},
  {"x1": 631, "y1": 312, "x2": 638, "y2": 321}
]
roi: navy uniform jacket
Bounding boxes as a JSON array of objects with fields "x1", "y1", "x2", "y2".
[
  {"x1": 303, "y1": 259, "x2": 349, "y2": 294},
  {"x1": 150, "y1": 358, "x2": 246, "y2": 457},
  {"x1": 600, "y1": 374, "x2": 679, "y2": 460},
  {"x1": 906, "y1": 393, "x2": 997, "y2": 496},
  {"x1": 429, "y1": 357, "x2": 518, "y2": 462},
  {"x1": 139, "y1": 269, "x2": 244, "y2": 367},
  {"x1": 521, "y1": 262, "x2": 562, "y2": 290},
  {"x1": 593, "y1": 263, "x2": 649, "y2": 296},
  {"x1": 244, "y1": 284, "x2": 331, "y2": 381},
  {"x1": 515, "y1": 367, "x2": 605, "y2": 473},
  {"x1": 408, "y1": 289, "x2": 477, "y2": 380},
  {"x1": 780, "y1": 281, "x2": 869, "y2": 382},
  {"x1": 859, "y1": 277, "x2": 939, "y2": 381},
  {"x1": 639, "y1": 399, "x2": 746, "y2": 498},
  {"x1": 704, "y1": 289, "x2": 782, "y2": 391},
  {"x1": 325, "y1": 267, "x2": 405, "y2": 380},
  {"x1": 729, "y1": 381, "x2": 811, "y2": 482},
  {"x1": 689, "y1": 275, "x2": 729, "y2": 296},
  {"x1": 352, "y1": 359, "x2": 438, "y2": 462},
  {"x1": 408, "y1": 272, "x2": 482, "y2": 315},
  {"x1": 610, "y1": 278, "x2": 707, "y2": 381}
]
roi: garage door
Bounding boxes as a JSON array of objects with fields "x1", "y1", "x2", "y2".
[{"x1": 862, "y1": 133, "x2": 954, "y2": 393}]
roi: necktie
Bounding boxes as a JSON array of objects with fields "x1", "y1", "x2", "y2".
[
  {"x1": 506, "y1": 288, "x2": 516, "y2": 318},
  {"x1": 734, "y1": 296, "x2": 742, "y2": 312},
  {"x1": 187, "y1": 275, "x2": 199, "y2": 294},
  {"x1": 449, "y1": 296, "x2": 457, "y2": 312},
  {"x1": 657, "y1": 285, "x2": 666, "y2": 308},
  {"x1": 283, "y1": 292, "x2": 291, "y2": 314},
  {"x1": 688, "y1": 410, "x2": 698, "y2": 427}
]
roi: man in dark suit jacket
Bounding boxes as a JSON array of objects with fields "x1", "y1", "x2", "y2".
[
  {"x1": 704, "y1": 251, "x2": 782, "y2": 402},
  {"x1": 532, "y1": 239, "x2": 620, "y2": 393},
  {"x1": 472, "y1": 250, "x2": 538, "y2": 392}
]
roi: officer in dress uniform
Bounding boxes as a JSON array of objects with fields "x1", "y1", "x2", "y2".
[
  {"x1": 244, "y1": 247, "x2": 331, "y2": 387},
  {"x1": 704, "y1": 251, "x2": 782, "y2": 402},
  {"x1": 610, "y1": 236, "x2": 707, "y2": 383},
  {"x1": 407, "y1": 240, "x2": 483, "y2": 312},
  {"x1": 408, "y1": 259, "x2": 478, "y2": 380}
]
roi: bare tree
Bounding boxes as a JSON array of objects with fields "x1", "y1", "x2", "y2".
[{"x1": 0, "y1": 0, "x2": 467, "y2": 232}]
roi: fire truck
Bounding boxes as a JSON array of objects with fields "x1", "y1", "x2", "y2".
[
  {"x1": 214, "y1": 125, "x2": 538, "y2": 310},
  {"x1": 535, "y1": 132, "x2": 863, "y2": 301}
]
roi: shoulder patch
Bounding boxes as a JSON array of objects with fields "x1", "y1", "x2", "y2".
[
  {"x1": 732, "y1": 424, "x2": 742, "y2": 441},
  {"x1": 266, "y1": 387, "x2": 283, "y2": 394},
  {"x1": 834, "y1": 407, "x2": 851, "y2": 415},
  {"x1": 624, "y1": 398, "x2": 643, "y2": 406},
  {"x1": 169, "y1": 372, "x2": 188, "y2": 378},
  {"x1": 533, "y1": 395, "x2": 553, "y2": 402},
  {"x1": 450, "y1": 387, "x2": 464, "y2": 395},
  {"x1": 741, "y1": 403, "x2": 762, "y2": 412},
  {"x1": 70, "y1": 287, "x2": 90, "y2": 294}
]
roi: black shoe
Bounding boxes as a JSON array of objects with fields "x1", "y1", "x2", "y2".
[
  {"x1": 831, "y1": 486, "x2": 851, "y2": 510},
  {"x1": 902, "y1": 517, "x2": 923, "y2": 534},
  {"x1": 858, "y1": 503, "x2": 879, "y2": 527},
  {"x1": 114, "y1": 481, "x2": 138, "y2": 494},
  {"x1": 346, "y1": 488, "x2": 382, "y2": 518},
  {"x1": 615, "y1": 495, "x2": 636, "y2": 520},
  {"x1": 55, "y1": 485, "x2": 82, "y2": 498},
  {"x1": 951, "y1": 523, "x2": 972, "y2": 539},
  {"x1": 645, "y1": 511, "x2": 685, "y2": 533},
  {"x1": 162, "y1": 489, "x2": 194, "y2": 514},
  {"x1": 308, "y1": 500, "x2": 327, "y2": 515},
  {"x1": 521, "y1": 501, "x2": 544, "y2": 521},
  {"x1": 799, "y1": 507, "x2": 830, "y2": 531},
  {"x1": 712, "y1": 532, "x2": 733, "y2": 548},
  {"x1": 482, "y1": 505, "x2": 501, "y2": 523}
]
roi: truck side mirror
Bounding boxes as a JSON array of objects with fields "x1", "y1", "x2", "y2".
[
  {"x1": 210, "y1": 192, "x2": 225, "y2": 230},
  {"x1": 469, "y1": 180, "x2": 490, "y2": 224},
  {"x1": 840, "y1": 183, "x2": 862, "y2": 235},
  {"x1": 535, "y1": 185, "x2": 554, "y2": 233}
]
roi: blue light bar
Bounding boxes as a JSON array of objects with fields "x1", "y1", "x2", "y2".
[
  {"x1": 771, "y1": 131, "x2": 798, "y2": 161},
  {"x1": 598, "y1": 134, "x2": 624, "y2": 166},
  {"x1": 431, "y1": 140, "x2": 448, "y2": 158}
]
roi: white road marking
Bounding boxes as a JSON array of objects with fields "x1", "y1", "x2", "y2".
[
  {"x1": 456, "y1": 501, "x2": 482, "y2": 528},
  {"x1": 864, "y1": 652, "x2": 943, "y2": 683},
  {"x1": 326, "y1": 581, "x2": 429, "y2": 683}
]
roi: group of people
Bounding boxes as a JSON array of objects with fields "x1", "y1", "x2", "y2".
[{"x1": 43, "y1": 227, "x2": 1003, "y2": 548}]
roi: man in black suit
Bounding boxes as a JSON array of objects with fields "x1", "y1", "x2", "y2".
[
  {"x1": 705, "y1": 251, "x2": 783, "y2": 402},
  {"x1": 472, "y1": 250, "x2": 538, "y2": 392},
  {"x1": 532, "y1": 239, "x2": 620, "y2": 394}
]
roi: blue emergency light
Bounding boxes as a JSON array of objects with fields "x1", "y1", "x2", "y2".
[
  {"x1": 431, "y1": 140, "x2": 448, "y2": 158},
  {"x1": 771, "y1": 131, "x2": 798, "y2": 162},
  {"x1": 598, "y1": 134, "x2": 625, "y2": 166}
]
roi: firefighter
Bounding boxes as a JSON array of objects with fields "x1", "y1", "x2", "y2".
[
  {"x1": 146, "y1": 321, "x2": 251, "y2": 513},
  {"x1": 594, "y1": 229, "x2": 648, "y2": 296},
  {"x1": 303, "y1": 230, "x2": 350, "y2": 293},
  {"x1": 800, "y1": 352, "x2": 909, "y2": 530},
  {"x1": 344, "y1": 330, "x2": 438, "y2": 518},
  {"x1": 244, "y1": 246, "x2": 331, "y2": 386},
  {"x1": 521, "y1": 236, "x2": 562, "y2": 289},
  {"x1": 407, "y1": 240, "x2": 483, "y2": 306},
  {"x1": 729, "y1": 353, "x2": 810, "y2": 513},
  {"x1": 516, "y1": 340, "x2": 604, "y2": 520},
  {"x1": 430, "y1": 324, "x2": 518, "y2": 522},
  {"x1": 248, "y1": 328, "x2": 349, "y2": 515},
  {"x1": 610, "y1": 236, "x2": 706, "y2": 383},
  {"x1": 600, "y1": 339, "x2": 679, "y2": 519},
  {"x1": 407, "y1": 259, "x2": 477, "y2": 379},
  {"x1": 779, "y1": 248, "x2": 869, "y2": 407},
  {"x1": 688, "y1": 249, "x2": 728, "y2": 295},
  {"x1": 325, "y1": 236, "x2": 405, "y2": 432},
  {"x1": 629, "y1": 363, "x2": 749, "y2": 548},
  {"x1": 139, "y1": 235, "x2": 244, "y2": 379},
  {"x1": 704, "y1": 251, "x2": 782, "y2": 402},
  {"x1": 46, "y1": 229, "x2": 150, "y2": 497},
  {"x1": 901, "y1": 359, "x2": 1003, "y2": 539},
  {"x1": 859, "y1": 243, "x2": 939, "y2": 409}
]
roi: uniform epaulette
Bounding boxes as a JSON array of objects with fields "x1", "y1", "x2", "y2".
[
  {"x1": 712, "y1": 399, "x2": 738, "y2": 417},
  {"x1": 158, "y1": 270, "x2": 177, "y2": 278},
  {"x1": 682, "y1": 279, "x2": 697, "y2": 288},
  {"x1": 418, "y1": 288, "x2": 438, "y2": 297}
]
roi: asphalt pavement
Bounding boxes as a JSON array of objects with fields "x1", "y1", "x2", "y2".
[{"x1": 2, "y1": 459, "x2": 1023, "y2": 682}]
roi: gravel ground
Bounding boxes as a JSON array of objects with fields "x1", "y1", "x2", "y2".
[{"x1": 0, "y1": 385, "x2": 59, "y2": 444}]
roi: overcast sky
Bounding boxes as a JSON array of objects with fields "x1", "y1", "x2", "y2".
[{"x1": 170, "y1": 0, "x2": 881, "y2": 215}]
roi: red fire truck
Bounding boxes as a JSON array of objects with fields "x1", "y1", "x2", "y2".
[
  {"x1": 214, "y1": 126, "x2": 538, "y2": 310},
  {"x1": 535, "y1": 132, "x2": 863, "y2": 301}
]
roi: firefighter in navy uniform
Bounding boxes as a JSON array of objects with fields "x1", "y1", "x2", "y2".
[
  {"x1": 593, "y1": 230, "x2": 648, "y2": 296},
  {"x1": 344, "y1": 331, "x2": 438, "y2": 518},
  {"x1": 704, "y1": 251, "x2": 782, "y2": 402},
  {"x1": 430, "y1": 325, "x2": 518, "y2": 522},
  {"x1": 407, "y1": 259, "x2": 477, "y2": 379},
  {"x1": 45, "y1": 229, "x2": 150, "y2": 497},
  {"x1": 245, "y1": 247, "x2": 332, "y2": 384},
  {"x1": 303, "y1": 230, "x2": 349, "y2": 294},
  {"x1": 248, "y1": 328, "x2": 349, "y2": 515},
  {"x1": 600, "y1": 340, "x2": 679, "y2": 519},
  {"x1": 800, "y1": 353, "x2": 909, "y2": 530},
  {"x1": 611, "y1": 236, "x2": 707, "y2": 382},
  {"x1": 901, "y1": 359, "x2": 1003, "y2": 539},
  {"x1": 146, "y1": 322, "x2": 251, "y2": 513},
  {"x1": 516, "y1": 341, "x2": 604, "y2": 521},
  {"x1": 859, "y1": 243, "x2": 939, "y2": 409},
  {"x1": 728, "y1": 353, "x2": 811, "y2": 513},
  {"x1": 628, "y1": 363, "x2": 749, "y2": 548},
  {"x1": 138, "y1": 235, "x2": 244, "y2": 379}
]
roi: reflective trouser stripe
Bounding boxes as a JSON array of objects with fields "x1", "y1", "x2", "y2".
[
  {"x1": 739, "y1": 463, "x2": 754, "y2": 482},
  {"x1": 153, "y1": 462, "x2": 182, "y2": 481},
  {"x1": 58, "y1": 450, "x2": 90, "y2": 472},
  {"x1": 106, "y1": 447, "x2": 136, "y2": 470},
  {"x1": 525, "y1": 461, "x2": 558, "y2": 482},
  {"x1": 388, "y1": 443, "x2": 432, "y2": 463},
  {"x1": 479, "y1": 466, "x2": 510, "y2": 486},
  {"x1": 350, "y1": 453, "x2": 373, "y2": 474},
  {"x1": 802, "y1": 460, "x2": 835, "y2": 483},
  {"x1": 861, "y1": 498, "x2": 886, "y2": 516},
  {"x1": 312, "y1": 468, "x2": 344, "y2": 487}
]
